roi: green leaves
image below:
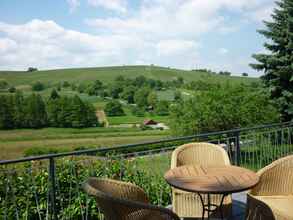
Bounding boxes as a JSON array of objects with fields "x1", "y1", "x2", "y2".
[
  {"x1": 251, "y1": 0, "x2": 293, "y2": 122},
  {"x1": 169, "y1": 85, "x2": 279, "y2": 136}
]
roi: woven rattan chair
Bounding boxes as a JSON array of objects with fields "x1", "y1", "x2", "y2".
[
  {"x1": 83, "y1": 177, "x2": 180, "y2": 220},
  {"x1": 246, "y1": 155, "x2": 293, "y2": 220},
  {"x1": 171, "y1": 142, "x2": 232, "y2": 218}
]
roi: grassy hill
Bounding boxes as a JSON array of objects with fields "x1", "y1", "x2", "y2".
[{"x1": 0, "y1": 65, "x2": 257, "y2": 86}]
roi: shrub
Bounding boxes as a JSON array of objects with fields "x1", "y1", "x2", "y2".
[
  {"x1": 170, "y1": 85, "x2": 279, "y2": 135},
  {"x1": 24, "y1": 146, "x2": 69, "y2": 157},
  {"x1": 104, "y1": 100, "x2": 125, "y2": 116},
  {"x1": 32, "y1": 81, "x2": 45, "y2": 91}
]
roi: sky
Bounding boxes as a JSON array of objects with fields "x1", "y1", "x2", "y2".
[{"x1": 0, "y1": 0, "x2": 276, "y2": 76}]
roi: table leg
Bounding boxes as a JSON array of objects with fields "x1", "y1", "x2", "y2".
[{"x1": 197, "y1": 193, "x2": 228, "y2": 220}]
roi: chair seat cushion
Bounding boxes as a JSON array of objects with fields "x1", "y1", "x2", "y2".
[{"x1": 255, "y1": 195, "x2": 293, "y2": 220}]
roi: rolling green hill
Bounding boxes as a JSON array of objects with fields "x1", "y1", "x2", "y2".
[{"x1": 0, "y1": 65, "x2": 257, "y2": 86}]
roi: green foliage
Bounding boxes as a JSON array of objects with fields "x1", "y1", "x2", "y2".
[
  {"x1": 24, "y1": 94, "x2": 48, "y2": 128},
  {"x1": 24, "y1": 146, "x2": 69, "y2": 156},
  {"x1": 251, "y1": 0, "x2": 293, "y2": 122},
  {"x1": 0, "y1": 158, "x2": 171, "y2": 219},
  {"x1": 104, "y1": 100, "x2": 125, "y2": 116},
  {"x1": 62, "y1": 81, "x2": 70, "y2": 88},
  {"x1": 147, "y1": 92, "x2": 158, "y2": 107},
  {"x1": 87, "y1": 80, "x2": 104, "y2": 96},
  {"x1": 77, "y1": 83, "x2": 86, "y2": 93},
  {"x1": 130, "y1": 106, "x2": 145, "y2": 117},
  {"x1": 185, "y1": 79, "x2": 220, "y2": 91},
  {"x1": 0, "y1": 92, "x2": 98, "y2": 129},
  {"x1": 13, "y1": 91, "x2": 25, "y2": 128},
  {"x1": 32, "y1": 81, "x2": 45, "y2": 91},
  {"x1": 170, "y1": 85, "x2": 279, "y2": 135},
  {"x1": 27, "y1": 67, "x2": 38, "y2": 72},
  {"x1": 108, "y1": 83, "x2": 123, "y2": 99},
  {"x1": 174, "y1": 90, "x2": 182, "y2": 102},
  {"x1": 0, "y1": 79, "x2": 9, "y2": 89},
  {"x1": 134, "y1": 87, "x2": 150, "y2": 109},
  {"x1": 155, "y1": 101, "x2": 170, "y2": 116},
  {"x1": 0, "y1": 95, "x2": 15, "y2": 129},
  {"x1": 218, "y1": 71, "x2": 231, "y2": 76},
  {"x1": 8, "y1": 86, "x2": 16, "y2": 93},
  {"x1": 120, "y1": 85, "x2": 136, "y2": 104}
]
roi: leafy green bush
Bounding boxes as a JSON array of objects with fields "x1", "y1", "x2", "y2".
[
  {"x1": 104, "y1": 100, "x2": 125, "y2": 116},
  {"x1": 24, "y1": 146, "x2": 70, "y2": 157},
  {"x1": 0, "y1": 157, "x2": 171, "y2": 219},
  {"x1": 170, "y1": 84, "x2": 279, "y2": 135}
]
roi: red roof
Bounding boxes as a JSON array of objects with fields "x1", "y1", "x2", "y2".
[{"x1": 143, "y1": 119, "x2": 158, "y2": 125}]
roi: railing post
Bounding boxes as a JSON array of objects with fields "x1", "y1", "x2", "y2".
[
  {"x1": 49, "y1": 158, "x2": 57, "y2": 220},
  {"x1": 235, "y1": 132, "x2": 241, "y2": 166}
]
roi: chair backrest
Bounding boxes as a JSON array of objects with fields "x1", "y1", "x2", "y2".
[
  {"x1": 251, "y1": 154, "x2": 293, "y2": 196},
  {"x1": 83, "y1": 178, "x2": 149, "y2": 220},
  {"x1": 171, "y1": 142, "x2": 230, "y2": 168},
  {"x1": 83, "y1": 178, "x2": 181, "y2": 220}
]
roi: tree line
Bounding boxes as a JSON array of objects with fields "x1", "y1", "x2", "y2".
[{"x1": 0, "y1": 90, "x2": 98, "y2": 129}]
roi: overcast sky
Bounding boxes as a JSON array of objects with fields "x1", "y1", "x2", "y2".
[{"x1": 0, "y1": 0, "x2": 276, "y2": 76}]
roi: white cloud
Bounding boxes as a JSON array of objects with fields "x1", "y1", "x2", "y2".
[
  {"x1": 87, "y1": 0, "x2": 127, "y2": 13},
  {"x1": 157, "y1": 40, "x2": 198, "y2": 56},
  {"x1": 0, "y1": 19, "x2": 146, "y2": 70},
  {"x1": 66, "y1": 0, "x2": 80, "y2": 13}
]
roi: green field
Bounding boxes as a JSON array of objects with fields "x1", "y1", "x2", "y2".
[
  {"x1": 0, "y1": 65, "x2": 257, "y2": 86},
  {"x1": 0, "y1": 127, "x2": 170, "y2": 160}
]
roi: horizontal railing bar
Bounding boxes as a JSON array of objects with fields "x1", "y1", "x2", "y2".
[{"x1": 1, "y1": 121, "x2": 292, "y2": 165}]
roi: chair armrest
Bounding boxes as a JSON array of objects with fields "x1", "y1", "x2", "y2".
[{"x1": 250, "y1": 155, "x2": 293, "y2": 196}]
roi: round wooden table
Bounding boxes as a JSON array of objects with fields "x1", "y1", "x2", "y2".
[{"x1": 164, "y1": 165, "x2": 259, "y2": 220}]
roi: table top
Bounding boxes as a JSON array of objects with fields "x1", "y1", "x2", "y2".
[{"x1": 164, "y1": 165, "x2": 259, "y2": 194}]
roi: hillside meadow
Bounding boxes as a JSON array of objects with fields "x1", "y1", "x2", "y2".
[{"x1": 0, "y1": 65, "x2": 257, "y2": 86}]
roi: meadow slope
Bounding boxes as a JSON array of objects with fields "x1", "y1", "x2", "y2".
[{"x1": 0, "y1": 65, "x2": 257, "y2": 86}]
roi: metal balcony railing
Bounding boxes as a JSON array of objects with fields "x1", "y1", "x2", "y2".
[{"x1": 0, "y1": 121, "x2": 293, "y2": 220}]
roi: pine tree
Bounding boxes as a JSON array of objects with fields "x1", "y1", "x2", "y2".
[
  {"x1": 84, "y1": 102, "x2": 98, "y2": 127},
  {"x1": 251, "y1": 0, "x2": 293, "y2": 121},
  {"x1": 13, "y1": 91, "x2": 25, "y2": 128},
  {"x1": 47, "y1": 89, "x2": 60, "y2": 127},
  {"x1": 0, "y1": 95, "x2": 15, "y2": 129},
  {"x1": 70, "y1": 95, "x2": 87, "y2": 128},
  {"x1": 57, "y1": 96, "x2": 73, "y2": 127},
  {"x1": 25, "y1": 94, "x2": 47, "y2": 128},
  {"x1": 50, "y1": 89, "x2": 60, "y2": 100}
]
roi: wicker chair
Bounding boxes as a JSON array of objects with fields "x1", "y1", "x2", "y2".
[
  {"x1": 246, "y1": 155, "x2": 293, "y2": 220},
  {"x1": 171, "y1": 142, "x2": 232, "y2": 218},
  {"x1": 83, "y1": 177, "x2": 181, "y2": 220}
]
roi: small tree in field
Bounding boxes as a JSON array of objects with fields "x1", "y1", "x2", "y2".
[
  {"x1": 104, "y1": 100, "x2": 125, "y2": 116},
  {"x1": 0, "y1": 80, "x2": 9, "y2": 89},
  {"x1": 251, "y1": 0, "x2": 293, "y2": 122},
  {"x1": 27, "y1": 67, "x2": 38, "y2": 72},
  {"x1": 32, "y1": 81, "x2": 45, "y2": 91}
]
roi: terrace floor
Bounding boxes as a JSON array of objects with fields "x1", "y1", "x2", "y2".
[{"x1": 181, "y1": 191, "x2": 247, "y2": 220}]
